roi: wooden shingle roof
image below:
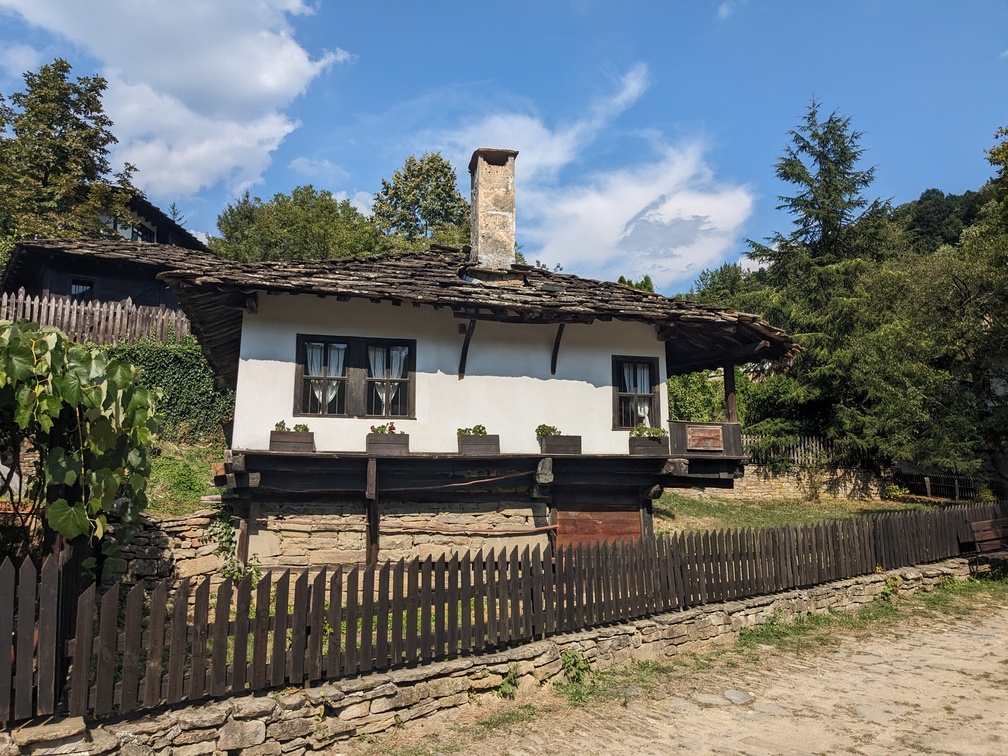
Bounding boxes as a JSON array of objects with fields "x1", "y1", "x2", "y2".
[{"x1": 160, "y1": 246, "x2": 798, "y2": 390}]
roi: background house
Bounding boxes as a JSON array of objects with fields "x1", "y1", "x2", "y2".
[{"x1": 162, "y1": 148, "x2": 798, "y2": 566}]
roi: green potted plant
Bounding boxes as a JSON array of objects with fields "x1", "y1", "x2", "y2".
[
  {"x1": 536, "y1": 423, "x2": 581, "y2": 455},
  {"x1": 628, "y1": 423, "x2": 670, "y2": 456},
  {"x1": 457, "y1": 424, "x2": 500, "y2": 455},
  {"x1": 269, "y1": 420, "x2": 315, "y2": 452},
  {"x1": 366, "y1": 422, "x2": 410, "y2": 456}
]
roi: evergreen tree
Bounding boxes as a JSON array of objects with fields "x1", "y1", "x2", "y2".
[{"x1": 0, "y1": 58, "x2": 137, "y2": 250}]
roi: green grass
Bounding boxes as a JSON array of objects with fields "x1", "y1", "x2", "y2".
[
  {"x1": 147, "y1": 441, "x2": 223, "y2": 516},
  {"x1": 474, "y1": 703, "x2": 538, "y2": 731},
  {"x1": 654, "y1": 490, "x2": 928, "y2": 533}
]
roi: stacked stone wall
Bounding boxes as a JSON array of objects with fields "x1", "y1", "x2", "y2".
[
  {"x1": 4, "y1": 558, "x2": 970, "y2": 755},
  {"x1": 248, "y1": 494, "x2": 550, "y2": 569},
  {"x1": 102, "y1": 510, "x2": 225, "y2": 590},
  {"x1": 680, "y1": 465, "x2": 884, "y2": 502}
]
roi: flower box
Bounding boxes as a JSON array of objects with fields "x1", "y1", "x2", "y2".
[
  {"x1": 269, "y1": 430, "x2": 315, "y2": 453},
  {"x1": 629, "y1": 436, "x2": 670, "y2": 456},
  {"x1": 457, "y1": 434, "x2": 501, "y2": 455},
  {"x1": 366, "y1": 433, "x2": 410, "y2": 456},
  {"x1": 539, "y1": 435, "x2": 582, "y2": 455}
]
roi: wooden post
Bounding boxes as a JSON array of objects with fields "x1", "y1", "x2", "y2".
[
  {"x1": 366, "y1": 458, "x2": 380, "y2": 565},
  {"x1": 723, "y1": 361, "x2": 738, "y2": 423}
]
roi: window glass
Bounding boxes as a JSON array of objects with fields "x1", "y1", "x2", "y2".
[{"x1": 614, "y1": 356, "x2": 658, "y2": 429}]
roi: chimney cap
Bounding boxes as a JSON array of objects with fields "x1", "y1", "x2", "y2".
[{"x1": 468, "y1": 148, "x2": 519, "y2": 174}]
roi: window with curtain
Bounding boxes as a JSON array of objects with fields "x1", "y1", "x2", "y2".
[
  {"x1": 295, "y1": 335, "x2": 414, "y2": 418},
  {"x1": 612, "y1": 356, "x2": 660, "y2": 429}
]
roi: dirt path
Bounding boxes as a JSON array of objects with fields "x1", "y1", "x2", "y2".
[{"x1": 342, "y1": 603, "x2": 1008, "y2": 755}]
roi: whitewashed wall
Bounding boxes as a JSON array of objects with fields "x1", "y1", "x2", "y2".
[{"x1": 232, "y1": 294, "x2": 668, "y2": 454}]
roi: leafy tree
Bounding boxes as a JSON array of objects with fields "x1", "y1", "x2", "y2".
[
  {"x1": 617, "y1": 274, "x2": 654, "y2": 292},
  {"x1": 209, "y1": 185, "x2": 384, "y2": 262},
  {"x1": 0, "y1": 321, "x2": 159, "y2": 567},
  {"x1": 0, "y1": 58, "x2": 137, "y2": 245},
  {"x1": 372, "y1": 152, "x2": 469, "y2": 247}
]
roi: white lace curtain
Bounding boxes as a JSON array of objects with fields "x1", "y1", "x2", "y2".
[
  {"x1": 368, "y1": 345, "x2": 409, "y2": 411},
  {"x1": 622, "y1": 362, "x2": 652, "y2": 427},
  {"x1": 306, "y1": 342, "x2": 345, "y2": 408}
]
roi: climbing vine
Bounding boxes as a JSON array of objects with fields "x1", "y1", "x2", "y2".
[{"x1": 0, "y1": 320, "x2": 159, "y2": 564}]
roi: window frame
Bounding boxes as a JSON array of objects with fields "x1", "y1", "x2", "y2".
[
  {"x1": 69, "y1": 277, "x2": 96, "y2": 302},
  {"x1": 294, "y1": 334, "x2": 416, "y2": 419},
  {"x1": 611, "y1": 355, "x2": 662, "y2": 430}
]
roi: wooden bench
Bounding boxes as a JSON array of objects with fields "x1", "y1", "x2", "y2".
[{"x1": 968, "y1": 518, "x2": 1008, "y2": 574}]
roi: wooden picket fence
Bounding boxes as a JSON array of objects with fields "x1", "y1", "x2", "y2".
[
  {"x1": 2, "y1": 502, "x2": 1004, "y2": 727},
  {"x1": 0, "y1": 289, "x2": 190, "y2": 344}
]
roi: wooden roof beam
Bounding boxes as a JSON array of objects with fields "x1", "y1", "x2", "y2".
[{"x1": 667, "y1": 340, "x2": 770, "y2": 375}]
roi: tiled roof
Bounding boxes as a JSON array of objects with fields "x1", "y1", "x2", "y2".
[{"x1": 160, "y1": 246, "x2": 799, "y2": 390}]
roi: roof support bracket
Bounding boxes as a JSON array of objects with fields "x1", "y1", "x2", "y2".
[
  {"x1": 550, "y1": 323, "x2": 565, "y2": 375},
  {"x1": 458, "y1": 318, "x2": 477, "y2": 378}
]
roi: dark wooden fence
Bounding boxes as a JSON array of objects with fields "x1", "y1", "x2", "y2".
[
  {"x1": 3, "y1": 502, "x2": 1004, "y2": 727},
  {"x1": 0, "y1": 289, "x2": 190, "y2": 344}
]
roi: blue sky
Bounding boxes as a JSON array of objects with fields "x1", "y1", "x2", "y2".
[{"x1": 0, "y1": 1, "x2": 1005, "y2": 294}]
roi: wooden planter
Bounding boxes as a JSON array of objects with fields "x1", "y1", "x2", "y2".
[
  {"x1": 539, "y1": 435, "x2": 582, "y2": 455},
  {"x1": 629, "y1": 435, "x2": 670, "y2": 456},
  {"x1": 366, "y1": 433, "x2": 410, "y2": 456},
  {"x1": 269, "y1": 430, "x2": 315, "y2": 453},
  {"x1": 457, "y1": 434, "x2": 501, "y2": 455}
]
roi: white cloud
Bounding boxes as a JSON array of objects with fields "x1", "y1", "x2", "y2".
[
  {"x1": 0, "y1": 0, "x2": 349, "y2": 195},
  {"x1": 103, "y1": 80, "x2": 297, "y2": 197},
  {"x1": 432, "y1": 64, "x2": 752, "y2": 292},
  {"x1": 0, "y1": 42, "x2": 43, "y2": 82},
  {"x1": 334, "y1": 190, "x2": 375, "y2": 216},
  {"x1": 288, "y1": 156, "x2": 350, "y2": 184},
  {"x1": 718, "y1": 2, "x2": 741, "y2": 20}
]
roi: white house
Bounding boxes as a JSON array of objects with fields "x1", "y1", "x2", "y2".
[{"x1": 162, "y1": 149, "x2": 797, "y2": 566}]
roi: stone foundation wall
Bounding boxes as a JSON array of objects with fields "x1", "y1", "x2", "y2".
[
  {"x1": 680, "y1": 465, "x2": 884, "y2": 502},
  {"x1": 102, "y1": 510, "x2": 226, "y2": 590},
  {"x1": 248, "y1": 495, "x2": 550, "y2": 569},
  {"x1": 4, "y1": 558, "x2": 970, "y2": 755}
]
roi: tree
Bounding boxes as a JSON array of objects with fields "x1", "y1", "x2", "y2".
[
  {"x1": 617, "y1": 274, "x2": 654, "y2": 292},
  {"x1": 209, "y1": 185, "x2": 385, "y2": 262},
  {"x1": 0, "y1": 58, "x2": 137, "y2": 248},
  {"x1": 0, "y1": 321, "x2": 159, "y2": 567},
  {"x1": 372, "y1": 152, "x2": 469, "y2": 247}
]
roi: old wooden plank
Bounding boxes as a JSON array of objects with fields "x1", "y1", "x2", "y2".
[
  {"x1": 447, "y1": 553, "x2": 460, "y2": 659},
  {"x1": 542, "y1": 544, "x2": 556, "y2": 635},
  {"x1": 405, "y1": 559, "x2": 419, "y2": 665},
  {"x1": 344, "y1": 567, "x2": 360, "y2": 676},
  {"x1": 209, "y1": 579, "x2": 231, "y2": 699},
  {"x1": 510, "y1": 547, "x2": 522, "y2": 642},
  {"x1": 433, "y1": 555, "x2": 447, "y2": 660},
  {"x1": 121, "y1": 582, "x2": 145, "y2": 712},
  {"x1": 308, "y1": 569, "x2": 326, "y2": 682},
  {"x1": 420, "y1": 557, "x2": 433, "y2": 661},
  {"x1": 326, "y1": 568, "x2": 343, "y2": 679},
  {"x1": 252, "y1": 572, "x2": 272, "y2": 690},
  {"x1": 271, "y1": 571, "x2": 290, "y2": 687},
  {"x1": 167, "y1": 579, "x2": 191, "y2": 704},
  {"x1": 0, "y1": 559, "x2": 14, "y2": 726},
  {"x1": 35, "y1": 555, "x2": 59, "y2": 717},
  {"x1": 390, "y1": 561, "x2": 404, "y2": 667},
  {"x1": 290, "y1": 571, "x2": 309, "y2": 684},
  {"x1": 232, "y1": 575, "x2": 251, "y2": 693},
  {"x1": 493, "y1": 549, "x2": 506, "y2": 644},
  {"x1": 460, "y1": 553, "x2": 473, "y2": 652},
  {"x1": 14, "y1": 559, "x2": 37, "y2": 721},
  {"x1": 68, "y1": 583, "x2": 97, "y2": 717},
  {"x1": 473, "y1": 550, "x2": 487, "y2": 649},
  {"x1": 94, "y1": 582, "x2": 120, "y2": 716},
  {"x1": 376, "y1": 563, "x2": 391, "y2": 671},
  {"x1": 530, "y1": 545, "x2": 544, "y2": 639},
  {"x1": 360, "y1": 566, "x2": 376, "y2": 674}
]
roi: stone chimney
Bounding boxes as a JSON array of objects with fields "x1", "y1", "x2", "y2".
[{"x1": 468, "y1": 148, "x2": 519, "y2": 270}]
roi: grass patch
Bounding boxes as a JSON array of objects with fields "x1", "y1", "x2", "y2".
[
  {"x1": 654, "y1": 490, "x2": 928, "y2": 532},
  {"x1": 474, "y1": 703, "x2": 538, "y2": 731},
  {"x1": 147, "y1": 441, "x2": 223, "y2": 517}
]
